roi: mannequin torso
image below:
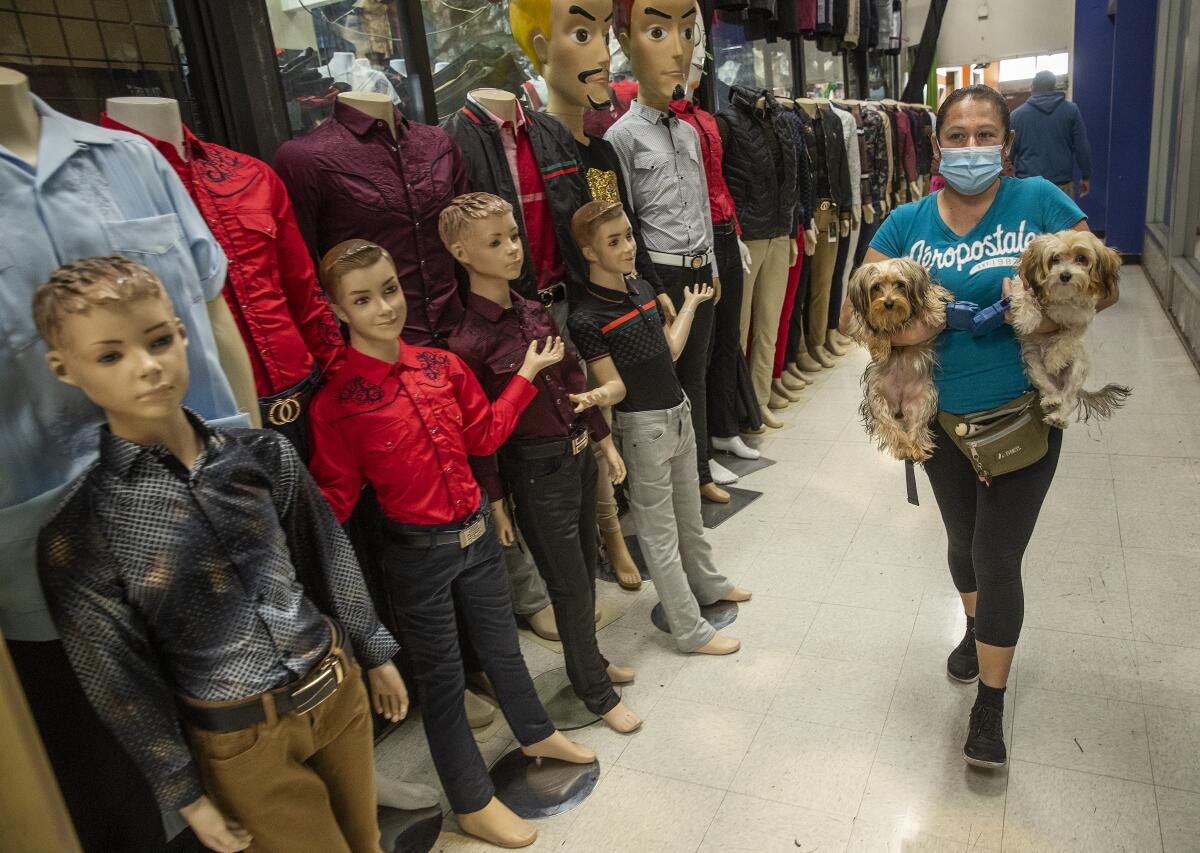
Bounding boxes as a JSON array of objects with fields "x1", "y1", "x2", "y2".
[
  {"x1": 338, "y1": 91, "x2": 395, "y2": 139},
  {"x1": 105, "y1": 97, "x2": 186, "y2": 161},
  {"x1": 0, "y1": 68, "x2": 41, "y2": 167},
  {"x1": 468, "y1": 88, "x2": 518, "y2": 126}
]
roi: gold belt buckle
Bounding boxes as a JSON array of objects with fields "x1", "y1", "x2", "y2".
[
  {"x1": 267, "y1": 395, "x2": 302, "y2": 426},
  {"x1": 458, "y1": 515, "x2": 486, "y2": 549},
  {"x1": 690, "y1": 255, "x2": 704, "y2": 269},
  {"x1": 570, "y1": 433, "x2": 588, "y2": 455},
  {"x1": 819, "y1": 200, "x2": 832, "y2": 211},
  {"x1": 292, "y1": 656, "x2": 344, "y2": 715}
]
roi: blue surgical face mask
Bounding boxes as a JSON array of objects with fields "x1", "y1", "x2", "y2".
[{"x1": 936, "y1": 144, "x2": 1003, "y2": 196}]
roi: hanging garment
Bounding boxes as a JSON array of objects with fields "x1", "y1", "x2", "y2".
[
  {"x1": 830, "y1": 103, "x2": 862, "y2": 210},
  {"x1": 716, "y1": 87, "x2": 800, "y2": 241},
  {"x1": 817, "y1": 103, "x2": 854, "y2": 221},
  {"x1": 862, "y1": 105, "x2": 891, "y2": 209}
]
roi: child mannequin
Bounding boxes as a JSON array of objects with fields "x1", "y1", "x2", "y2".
[
  {"x1": 307, "y1": 240, "x2": 595, "y2": 849},
  {"x1": 34, "y1": 256, "x2": 405, "y2": 853},
  {"x1": 443, "y1": 192, "x2": 643, "y2": 734},
  {"x1": 566, "y1": 202, "x2": 753, "y2": 655}
]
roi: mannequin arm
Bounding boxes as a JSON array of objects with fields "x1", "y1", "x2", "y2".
[
  {"x1": 207, "y1": 296, "x2": 261, "y2": 427},
  {"x1": 570, "y1": 355, "x2": 625, "y2": 410},
  {"x1": 664, "y1": 283, "x2": 714, "y2": 359}
]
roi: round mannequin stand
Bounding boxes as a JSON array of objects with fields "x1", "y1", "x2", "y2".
[
  {"x1": 650, "y1": 600, "x2": 739, "y2": 633},
  {"x1": 531, "y1": 667, "x2": 619, "y2": 730},
  {"x1": 488, "y1": 744, "x2": 601, "y2": 819},
  {"x1": 378, "y1": 805, "x2": 444, "y2": 853}
]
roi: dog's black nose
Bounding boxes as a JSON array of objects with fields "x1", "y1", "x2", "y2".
[
  {"x1": 884, "y1": 299, "x2": 894, "y2": 309},
  {"x1": 1059, "y1": 271, "x2": 1072, "y2": 282}
]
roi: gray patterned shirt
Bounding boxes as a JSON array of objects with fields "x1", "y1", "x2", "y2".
[
  {"x1": 38, "y1": 411, "x2": 397, "y2": 812},
  {"x1": 605, "y1": 99, "x2": 714, "y2": 256}
]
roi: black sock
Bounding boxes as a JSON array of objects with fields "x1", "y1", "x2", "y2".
[{"x1": 976, "y1": 682, "x2": 1005, "y2": 710}]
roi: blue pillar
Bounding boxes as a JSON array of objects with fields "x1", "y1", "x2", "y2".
[{"x1": 1071, "y1": 0, "x2": 1114, "y2": 235}]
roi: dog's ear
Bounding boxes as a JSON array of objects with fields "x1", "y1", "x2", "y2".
[
  {"x1": 894, "y1": 257, "x2": 931, "y2": 314},
  {"x1": 848, "y1": 264, "x2": 874, "y2": 321},
  {"x1": 1019, "y1": 233, "x2": 1056, "y2": 299},
  {"x1": 1088, "y1": 235, "x2": 1122, "y2": 299}
]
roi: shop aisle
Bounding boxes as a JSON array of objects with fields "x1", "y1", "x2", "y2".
[{"x1": 376, "y1": 266, "x2": 1200, "y2": 852}]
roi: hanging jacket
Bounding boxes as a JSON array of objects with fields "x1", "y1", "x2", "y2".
[
  {"x1": 862, "y1": 106, "x2": 890, "y2": 209},
  {"x1": 817, "y1": 103, "x2": 854, "y2": 221},
  {"x1": 442, "y1": 100, "x2": 590, "y2": 302},
  {"x1": 780, "y1": 107, "x2": 815, "y2": 227},
  {"x1": 715, "y1": 86, "x2": 799, "y2": 241}
]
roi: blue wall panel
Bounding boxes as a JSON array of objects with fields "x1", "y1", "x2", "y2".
[{"x1": 1072, "y1": 0, "x2": 1115, "y2": 235}]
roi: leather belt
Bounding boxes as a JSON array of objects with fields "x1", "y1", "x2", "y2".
[
  {"x1": 178, "y1": 620, "x2": 350, "y2": 733},
  {"x1": 538, "y1": 282, "x2": 566, "y2": 306},
  {"x1": 507, "y1": 428, "x2": 589, "y2": 461},
  {"x1": 385, "y1": 508, "x2": 488, "y2": 550},
  {"x1": 648, "y1": 249, "x2": 713, "y2": 270},
  {"x1": 712, "y1": 219, "x2": 736, "y2": 236}
]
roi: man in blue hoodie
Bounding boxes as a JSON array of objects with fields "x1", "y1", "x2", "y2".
[{"x1": 1011, "y1": 71, "x2": 1093, "y2": 198}]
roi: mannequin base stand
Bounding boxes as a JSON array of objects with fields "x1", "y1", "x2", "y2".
[
  {"x1": 650, "y1": 600, "x2": 739, "y2": 634},
  {"x1": 379, "y1": 805, "x2": 442, "y2": 853},
  {"x1": 532, "y1": 668, "x2": 622, "y2": 731},
  {"x1": 715, "y1": 454, "x2": 777, "y2": 479},
  {"x1": 488, "y1": 748, "x2": 600, "y2": 819}
]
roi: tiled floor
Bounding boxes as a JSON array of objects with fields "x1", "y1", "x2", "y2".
[{"x1": 377, "y1": 267, "x2": 1200, "y2": 852}]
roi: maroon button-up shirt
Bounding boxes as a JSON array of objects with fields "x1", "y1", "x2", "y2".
[
  {"x1": 99, "y1": 115, "x2": 344, "y2": 396},
  {"x1": 448, "y1": 291, "x2": 609, "y2": 500},
  {"x1": 308, "y1": 342, "x2": 537, "y2": 525},
  {"x1": 273, "y1": 101, "x2": 469, "y2": 347},
  {"x1": 670, "y1": 100, "x2": 742, "y2": 233}
]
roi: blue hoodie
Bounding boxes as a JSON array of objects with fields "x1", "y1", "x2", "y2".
[{"x1": 1010, "y1": 92, "x2": 1093, "y2": 184}]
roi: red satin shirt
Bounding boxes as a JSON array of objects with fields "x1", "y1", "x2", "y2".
[
  {"x1": 99, "y1": 115, "x2": 343, "y2": 396},
  {"x1": 309, "y1": 342, "x2": 537, "y2": 525},
  {"x1": 669, "y1": 100, "x2": 742, "y2": 233}
]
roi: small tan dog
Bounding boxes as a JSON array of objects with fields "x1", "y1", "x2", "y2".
[
  {"x1": 846, "y1": 258, "x2": 952, "y2": 461},
  {"x1": 1011, "y1": 230, "x2": 1131, "y2": 427}
]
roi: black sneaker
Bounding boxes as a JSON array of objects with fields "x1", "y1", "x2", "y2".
[
  {"x1": 963, "y1": 703, "x2": 1007, "y2": 768},
  {"x1": 946, "y1": 624, "x2": 979, "y2": 683}
]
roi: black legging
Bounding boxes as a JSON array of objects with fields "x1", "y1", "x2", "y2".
[{"x1": 922, "y1": 418, "x2": 1062, "y2": 647}]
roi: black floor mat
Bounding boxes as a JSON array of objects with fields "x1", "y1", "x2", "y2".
[
  {"x1": 717, "y1": 454, "x2": 778, "y2": 479},
  {"x1": 701, "y1": 486, "x2": 763, "y2": 528},
  {"x1": 650, "y1": 599, "x2": 739, "y2": 634}
]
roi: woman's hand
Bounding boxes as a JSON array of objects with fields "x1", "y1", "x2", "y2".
[
  {"x1": 180, "y1": 796, "x2": 252, "y2": 852},
  {"x1": 490, "y1": 500, "x2": 515, "y2": 546},
  {"x1": 367, "y1": 661, "x2": 409, "y2": 723}
]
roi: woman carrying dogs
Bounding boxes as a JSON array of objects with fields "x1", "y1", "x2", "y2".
[{"x1": 839, "y1": 85, "x2": 1119, "y2": 769}]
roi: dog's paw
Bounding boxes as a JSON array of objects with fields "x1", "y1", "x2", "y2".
[{"x1": 1043, "y1": 410, "x2": 1069, "y2": 428}]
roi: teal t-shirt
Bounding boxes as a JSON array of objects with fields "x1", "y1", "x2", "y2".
[{"x1": 870, "y1": 177, "x2": 1086, "y2": 414}]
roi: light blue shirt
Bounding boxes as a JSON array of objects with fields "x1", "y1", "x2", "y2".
[
  {"x1": 0, "y1": 97, "x2": 248, "y2": 640},
  {"x1": 871, "y1": 177, "x2": 1085, "y2": 414}
]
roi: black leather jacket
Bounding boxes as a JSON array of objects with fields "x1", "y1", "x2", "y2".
[{"x1": 716, "y1": 86, "x2": 800, "y2": 241}]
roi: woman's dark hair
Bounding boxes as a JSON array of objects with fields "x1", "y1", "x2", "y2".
[{"x1": 935, "y1": 84, "x2": 1012, "y2": 140}]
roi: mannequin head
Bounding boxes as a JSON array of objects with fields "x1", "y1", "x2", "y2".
[
  {"x1": 35, "y1": 256, "x2": 189, "y2": 422},
  {"x1": 613, "y1": 0, "x2": 696, "y2": 106},
  {"x1": 683, "y1": 4, "x2": 705, "y2": 101},
  {"x1": 319, "y1": 240, "x2": 405, "y2": 349},
  {"x1": 438, "y1": 192, "x2": 524, "y2": 284},
  {"x1": 572, "y1": 200, "x2": 635, "y2": 276},
  {"x1": 511, "y1": 0, "x2": 613, "y2": 110}
]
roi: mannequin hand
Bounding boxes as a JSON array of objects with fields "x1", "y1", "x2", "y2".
[
  {"x1": 517, "y1": 336, "x2": 565, "y2": 380},
  {"x1": 490, "y1": 500, "x2": 515, "y2": 546},
  {"x1": 863, "y1": 203, "x2": 874, "y2": 225},
  {"x1": 682, "y1": 282, "x2": 714, "y2": 308},
  {"x1": 788, "y1": 239, "x2": 799, "y2": 267},
  {"x1": 909, "y1": 180, "x2": 921, "y2": 200},
  {"x1": 852, "y1": 204, "x2": 862, "y2": 229},
  {"x1": 600, "y1": 438, "x2": 626, "y2": 485},
  {"x1": 839, "y1": 219, "x2": 850, "y2": 238},
  {"x1": 804, "y1": 228, "x2": 818, "y2": 256},
  {"x1": 569, "y1": 388, "x2": 606, "y2": 413},
  {"x1": 944, "y1": 301, "x2": 980, "y2": 331},
  {"x1": 180, "y1": 796, "x2": 252, "y2": 852},
  {"x1": 367, "y1": 661, "x2": 409, "y2": 723},
  {"x1": 737, "y1": 237, "x2": 752, "y2": 273},
  {"x1": 972, "y1": 296, "x2": 1012, "y2": 337},
  {"x1": 882, "y1": 198, "x2": 891, "y2": 214},
  {"x1": 656, "y1": 292, "x2": 677, "y2": 324}
]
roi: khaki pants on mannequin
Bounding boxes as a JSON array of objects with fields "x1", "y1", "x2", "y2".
[
  {"x1": 804, "y1": 207, "x2": 841, "y2": 356},
  {"x1": 738, "y1": 236, "x2": 794, "y2": 405}
]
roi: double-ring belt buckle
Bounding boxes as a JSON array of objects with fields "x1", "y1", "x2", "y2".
[
  {"x1": 819, "y1": 200, "x2": 832, "y2": 211},
  {"x1": 292, "y1": 656, "x2": 344, "y2": 715},
  {"x1": 267, "y1": 395, "x2": 302, "y2": 426},
  {"x1": 458, "y1": 515, "x2": 486, "y2": 549},
  {"x1": 538, "y1": 289, "x2": 554, "y2": 307},
  {"x1": 690, "y1": 254, "x2": 703, "y2": 269},
  {"x1": 570, "y1": 432, "x2": 588, "y2": 455}
]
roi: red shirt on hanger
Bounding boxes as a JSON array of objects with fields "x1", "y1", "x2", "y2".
[
  {"x1": 100, "y1": 115, "x2": 343, "y2": 397},
  {"x1": 308, "y1": 342, "x2": 537, "y2": 525},
  {"x1": 669, "y1": 99, "x2": 742, "y2": 232}
]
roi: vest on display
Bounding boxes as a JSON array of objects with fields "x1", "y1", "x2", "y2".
[{"x1": 717, "y1": 86, "x2": 798, "y2": 241}]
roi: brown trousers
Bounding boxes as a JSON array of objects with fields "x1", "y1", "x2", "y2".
[
  {"x1": 805, "y1": 207, "x2": 842, "y2": 354},
  {"x1": 185, "y1": 660, "x2": 381, "y2": 853}
]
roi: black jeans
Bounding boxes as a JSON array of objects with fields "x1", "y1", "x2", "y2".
[
  {"x1": 826, "y1": 223, "x2": 853, "y2": 334},
  {"x1": 380, "y1": 516, "x2": 555, "y2": 813},
  {"x1": 831, "y1": 212, "x2": 881, "y2": 328},
  {"x1": 500, "y1": 439, "x2": 618, "y2": 716},
  {"x1": 922, "y1": 419, "x2": 1063, "y2": 647},
  {"x1": 707, "y1": 226, "x2": 761, "y2": 439},
  {"x1": 655, "y1": 261, "x2": 715, "y2": 485},
  {"x1": 9, "y1": 639, "x2": 169, "y2": 853},
  {"x1": 786, "y1": 256, "x2": 812, "y2": 363}
]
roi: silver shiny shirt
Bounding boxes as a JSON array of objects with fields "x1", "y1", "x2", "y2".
[{"x1": 604, "y1": 100, "x2": 714, "y2": 256}]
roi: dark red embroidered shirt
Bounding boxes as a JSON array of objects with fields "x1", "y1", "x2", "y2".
[
  {"x1": 669, "y1": 100, "x2": 741, "y2": 232},
  {"x1": 308, "y1": 342, "x2": 537, "y2": 525},
  {"x1": 273, "y1": 101, "x2": 469, "y2": 347},
  {"x1": 100, "y1": 115, "x2": 344, "y2": 396},
  {"x1": 448, "y1": 291, "x2": 609, "y2": 499}
]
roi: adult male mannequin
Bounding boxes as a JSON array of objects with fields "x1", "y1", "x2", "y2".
[
  {"x1": 0, "y1": 65, "x2": 254, "y2": 851},
  {"x1": 508, "y1": 0, "x2": 660, "y2": 583},
  {"x1": 606, "y1": 0, "x2": 725, "y2": 500}
]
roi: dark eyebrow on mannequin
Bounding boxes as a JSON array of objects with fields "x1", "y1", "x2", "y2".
[
  {"x1": 644, "y1": 7, "x2": 671, "y2": 18},
  {"x1": 569, "y1": 5, "x2": 596, "y2": 20},
  {"x1": 681, "y1": 6, "x2": 696, "y2": 17}
]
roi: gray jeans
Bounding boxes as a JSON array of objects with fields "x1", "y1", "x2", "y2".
[{"x1": 614, "y1": 399, "x2": 733, "y2": 652}]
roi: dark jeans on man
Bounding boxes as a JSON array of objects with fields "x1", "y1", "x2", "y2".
[
  {"x1": 500, "y1": 437, "x2": 618, "y2": 716},
  {"x1": 707, "y1": 224, "x2": 761, "y2": 440},
  {"x1": 380, "y1": 514, "x2": 555, "y2": 814},
  {"x1": 655, "y1": 261, "x2": 715, "y2": 485},
  {"x1": 9, "y1": 639, "x2": 168, "y2": 853}
]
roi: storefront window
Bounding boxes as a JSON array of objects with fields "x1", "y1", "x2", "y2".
[
  {"x1": 867, "y1": 51, "x2": 893, "y2": 99},
  {"x1": 0, "y1": 0, "x2": 196, "y2": 127},
  {"x1": 264, "y1": 0, "x2": 421, "y2": 135},
  {"x1": 710, "y1": 16, "x2": 795, "y2": 108},
  {"x1": 805, "y1": 45, "x2": 844, "y2": 99}
]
